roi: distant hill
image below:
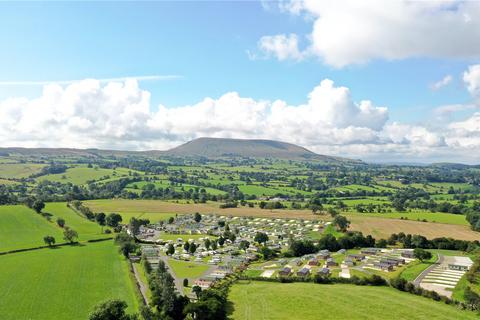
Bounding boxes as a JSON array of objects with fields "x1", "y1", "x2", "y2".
[
  {"x1": 163, "y1": 137, "x2": 354, "y2": 162},
  {"x1": 0, "y1": 138, "x2": 359, "y2": 163}
]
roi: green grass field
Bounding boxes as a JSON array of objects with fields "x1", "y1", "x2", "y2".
[
  {"x1": 0, "y1": 163, "x2": 46, "y2": 179},
  {"x1": 228, "y1": 281, "x2": 478, "y2": 320},
  {"x1": 44, "y1": 202, "x2": 104, "y2": 241},
  {"x1": 345, "y1": 210, "x2": 468, "y2": 225},
  {"x1": 0, "y1": 205, "x2": 64, "y2": 252},
  {"x1": 238, "y1": 184, "x2": 284, "y2": 196},
  {"x1": 0, "y1": 241, "x2": 138, "y2": 320},
  {"x1": 168, "y1": 259, "x2": 210, "y2": 279},
  {"x1": 37, "y1": 166, "x2": 135, "y2": 185}
]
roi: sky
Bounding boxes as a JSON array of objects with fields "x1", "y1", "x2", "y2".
[{"x1": 0, "y1": 1, "x2": 480, "y2": 164}]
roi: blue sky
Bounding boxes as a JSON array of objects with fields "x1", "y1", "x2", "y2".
[{"x1": 0, "y1": 1, "x2": 479, "y2": 163}]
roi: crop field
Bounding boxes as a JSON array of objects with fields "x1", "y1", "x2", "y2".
[
  {"x1": 349, "y1": 215, "x2": 479, "y2": 240},
  {"x1": 0, "y1": 163, "x2": 46, "y2": 179},
  {"x1": 228, "y1": 281, "x2": 478, "y2": 320},
  {"x1": 37, "y1": 166, "x2": 135, "y2": 185},
  {"x1": 167, "y1": 259, "x2": 210, "y2": 279},
  {"x1": 0, "y1": 205, "x2": 64, "y2": 252},
  {"x1": 0, "y1": 241, "x2": 138, "y2": 320},
  {"x1": 44, "y1": 202, "x2": 104, "y2": 241}
]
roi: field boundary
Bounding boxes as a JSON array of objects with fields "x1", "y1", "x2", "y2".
[{"x1": 0, "y1": 237, "x2": 113, "y2": 256}]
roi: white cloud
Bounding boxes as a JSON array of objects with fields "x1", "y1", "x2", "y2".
[
  {"x1": 431, "y1": 75, "x2": 453, "y2": 91},
  {"x1": 255, "y1": 34, "x2": 304, "y2": 61},
  {"x1": 464, "y1": 64, "x2": 480, "y2": 99},
  {"x1": 259, "y1": 1, "x2": 480, "y2": 67},
  {"x1": 1, "y1": 77, "x2": 480, "y2": 163}
]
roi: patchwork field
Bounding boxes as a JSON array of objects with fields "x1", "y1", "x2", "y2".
[
  {"x1": 0, "y1": 205, "x2": 64, "y2": 252},
  {"x1": 0, "y1": 241, "x2": 139, "y2": 320},
  {"x1": 228, "y1": 281, "x2": 478, "y2": 320}
]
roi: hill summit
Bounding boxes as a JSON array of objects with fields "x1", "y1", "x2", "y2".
[{"x1": 165, "y1": 137, "x2": 343, "y2": 161}]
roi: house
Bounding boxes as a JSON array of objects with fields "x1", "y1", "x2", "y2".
[
  {"x1": 384, "y1": 257, "x2": 405, "y2": 266},
  {"x1": 194, "y1": 279, "x2": 214, "y2": 289},
  {"x1": 344, "y1": 257, "x2": 355, "y2": 267},
  {"x1": 348, "y1": 254, "x2": 366, "y2": 261},
  {"x1": 326, "y1": 258, "x2": 338, "y2": 267},
  {"x1": 361, "y1": 248, "x2": 381, "y2": 255},
  {"x1": 278, "y1": 267, "x2": 292, "y2": 276},
  {"x1": 318, "y1": 252, "x2": 330, "y2": 260},
  {"x1": 317, "y1": 268, "x2": 330, "y2": 276},
  {"x1": 449, "y1": 264, "x2": 470, "y2": 271},
  {"x1": 297, "y1": 268, "x2": 310, "y2": 277},
  {"x1": 401, "y1": 250, "x2": 415, "y2": 259},
  {"x1": 373, "y1": 262, "x2": 393, "y2": 271},
  {"x1": 308, "y1": 258, "x2": 319, "y2": 266}
]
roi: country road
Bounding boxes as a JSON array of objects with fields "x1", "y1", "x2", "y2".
[{"x1": 413, "y1": 254, "x2": 443, "y2": 286}]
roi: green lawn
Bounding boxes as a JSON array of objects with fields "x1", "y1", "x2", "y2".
[
  {"x1": 0, "y1": 205, "x2": 64, "y2": 252},
  {"x1": 0, "y1": 241, "x2": 138, "y2": 320},
  {"x1": 44, "y1": 202, "x2": 104, "y2": 241},
  {"x1": 229, "y1": 281, "x2": 478, "y2": 320},
  {"x1": 168, "y1": 259, "x2": 210, "y2": 279},
  {"x1": 400, "y1": 261, "x2": 434, "y2": 281}
]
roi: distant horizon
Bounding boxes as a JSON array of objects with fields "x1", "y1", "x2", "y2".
[
  {"x1": 1, "y1": 1, "x2": 480, "y2": 164},
  {"x1": 1, "y1": 136, "x2": 478, "y2": 166}
]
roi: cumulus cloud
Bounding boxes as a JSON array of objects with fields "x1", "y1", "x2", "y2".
[
  {"x1": 258, "y1": 1, "x2": 480, "y2": 67},
  {"x1": 464, "y1": 64, "x2": 480, "y2": 99},
  {"x1": 1, "y1": 77, "x2": 479, "y2": 163},
  {"x1": 431, "y1": 75, "x2": 453, "y2": 91},
  {"x1": 254, "y1": 34, "x2": 304, "y2": 61}
]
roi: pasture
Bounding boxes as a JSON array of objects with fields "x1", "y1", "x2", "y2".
[
  {"x1": 0, "y1": 163, "x2": 46, "y2": 179},
  {"x1": 0, "y1": 241, "x2": 138, "y2": 320},
  {"x1": 44, "y1": 202, "x2": 104, "y2": 241},
  {"x1": 345, "y1": 210, "x2": 468, "y2": 225},
  {"x1": 228, "y1": 281, "x2": 478, "y2": 320},
  {"x1": 0, "y1": 205, "x2": 64, "y2": 252},
  {"x1": 37, "y1": 165, "x2": 136, "y2": 185}
]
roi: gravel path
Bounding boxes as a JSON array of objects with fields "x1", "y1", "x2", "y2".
[{"x1": 132, "y1": 263, "x2": 148, "y2": 304}]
